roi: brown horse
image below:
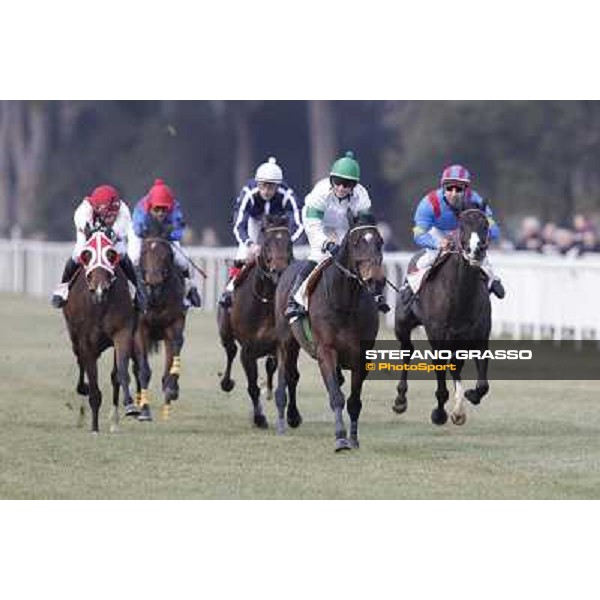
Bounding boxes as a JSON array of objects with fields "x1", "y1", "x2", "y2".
[
  {"x1": 62, "y1": 230, "x2": 137, "y2": 433},
  {"x1": 132, "y1": 228, "x2": 187, "y2": 422},
  {"x1": 274, "y1": 214, "x2": 385, "y2": 452},
  {"x1": 217, "y1": 214, "x2": 293, "y2": 428}
]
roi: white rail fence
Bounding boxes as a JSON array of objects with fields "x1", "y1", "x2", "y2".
[{"x1": 2, "y1": 237, "x2": 600, "y2": 340}]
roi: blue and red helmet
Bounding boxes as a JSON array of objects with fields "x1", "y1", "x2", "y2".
[{"x1": 441, "y1": 164, "x2": 471, "y2": 187}]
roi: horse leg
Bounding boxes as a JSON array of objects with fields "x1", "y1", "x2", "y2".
[
  {"x1": 275, "y1": 342, "x2": 290, "y2": 435},
  {"x1": 84, "y1": 355, "x2": 102, "y2": 434},
  {"x1": 285, "y1": 341, "x2": 302, "y2": 429},
  {"x1": 347, "y1": 367, "x2": 367, "y2": 449},
  {"x1": 218, "y1": 306, "x2": 237, "y2": 392},
  {"x1": 265, "y1": 355, "x2": 277, "y2": 401},
  {"x1": 130, "y1": 352, "x2": 143, "y2": 413},
  {"x1": 76, "y1": 356, "x2": 89, "y2": 396},
  {"x1": 134, "y1": 332, "x2": 153, "y2": 422},
  {"x1": 393, "y1": 325, "x2": 414, "y2": 415},
  {"x1": 317, "y1": 347, "x2": 350, "y2": 452},
  {"x1": 431, "y1": 360, "x2": 449, "y2": 426},
  {"x1": 465, "y1": 358, "x2": 490, "y2": 405},
  {"x1": 112, "y1": 331, "x2": 134, "y2": 430},
  {"x1": 240, "y1": 345, "x2": 268, "y2": 429},
  {"x1": 109, "y1": 354, "x2": 120, "y2": 433},
  {"x1": 449, "y1": 358, "x2": 467, "y2": 426},
  {"x1": 161, "y1": 324, "x2": 184, "y2": 420}
]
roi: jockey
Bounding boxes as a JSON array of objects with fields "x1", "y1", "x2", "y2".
[
  {"x1": 50, "y1": 184, "x2": 144, "y2": 309},
  {"x1": 218, "y1": 156, "x2": 303, "y2": 308},
  {"x1": 128, "y1": 178, "x2": 202, "y2": 309},
  {"x1": 398, "y1": 164, "x2": 505, "y2": 312},
  {"x1": 284, "y1": 151, "x2": 390, "y2": 322}
]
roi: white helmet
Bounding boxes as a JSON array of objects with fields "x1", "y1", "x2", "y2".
[{"x1": 255, "y1": 156, "x2": 283, "y2": 184}]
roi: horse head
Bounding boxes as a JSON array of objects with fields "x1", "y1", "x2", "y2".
[
  {"x1": 337, "y1": 213, "x2": 385, "y2": 293},
  {"x1": 257, "y1": 214, "x2": 293, "y2": 281},
  {"x1": 140, "y1": 236, "x2": 174, "y2": 306},
  {"x1": 456, "y1": 208, "x2": 489, "y2": 267},
  {"x1": 79, "y1": 231, "x2": 119, "y2": 304}
]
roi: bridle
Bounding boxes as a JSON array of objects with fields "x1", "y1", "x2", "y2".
[{"x1": 253, "y1": 225, "x2": 292, "y2": 303}]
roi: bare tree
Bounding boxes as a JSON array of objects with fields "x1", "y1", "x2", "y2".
[{"x1": 308, "y1": 100, "x2": 336, "y2": 182}]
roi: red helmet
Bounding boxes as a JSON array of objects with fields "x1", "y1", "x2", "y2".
[
  {"x1": 147, "y1": 178, "x2": 175, "y2": 211},
  {"x1": 89, "y1": 184, "x2": 121, "y2": 218}
]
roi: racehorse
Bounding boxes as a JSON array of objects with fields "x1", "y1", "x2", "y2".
[
  {"x1": 132, "y1": 221, "x2": 187, "y2": 421},
  {"x1": 217, "y1": 214, "x2": 293, "y2": 428},
  {"x1": 393, "y1": 207, "x2": 492, "y2": 426},
  {"x1": 274, "y1": 214, "x2": 385, "y2": 452},
  {"x1": 62, "y1": 229, "x2": 137, "y2": 433}
]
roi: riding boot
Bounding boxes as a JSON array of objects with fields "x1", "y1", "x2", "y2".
[
  {"x1": 371, "y1": 279, "x2": 390, "y2": 313},
  {"x1": 490, "y1": 279, "x2": 506, "y2": 299},
  {"x1": 284, "y1": 260, "x2": 317, "y2": 322},
  {"x1": 131, "y1": 266, "x2": 148, "y2": 314},
  {"x1": 51, "y1": 258, "x2": 79, "y2": 308},
  {"x1": 180, "y1": 267, "x2": 202, "y2": 308},
  {"x1": 218, "y1": 260, "x2": 244, "y2": 308},
  {"x1": 396, "y1": 281, "x2": 415, "y2": 319}
]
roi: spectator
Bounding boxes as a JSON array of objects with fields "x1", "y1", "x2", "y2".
[{"x1": 515, "y1": 216, "x2": 543, "y2": 252}]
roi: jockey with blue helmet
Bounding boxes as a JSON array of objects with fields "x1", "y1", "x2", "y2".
[
  {"x1": 399, "y1": 164, "x2": 505, "y2": 312},
  {"x1": 128, "y1": 178, "x2": 201, "y2": 309},
  {"x1": 219, "y1": 156, "x2": 303, "y2": 309}
]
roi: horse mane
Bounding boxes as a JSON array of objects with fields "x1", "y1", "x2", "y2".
[{"x1": 145, "y1": 218, "x2": 172, "y2": 239}]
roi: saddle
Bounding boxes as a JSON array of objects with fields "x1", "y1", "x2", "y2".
[{"x1": 305, "y1": 256, "x2": 334, "y2": 298}]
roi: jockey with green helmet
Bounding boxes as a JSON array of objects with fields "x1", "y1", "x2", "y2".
[{"x1": 284, "y1": 151, "x2": 390, "y2": 322}]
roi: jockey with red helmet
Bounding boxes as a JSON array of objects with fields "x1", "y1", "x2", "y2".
[
  {"x1": 128, "y1": 178, "x2": 201, "y2": 309},
  {"x1": 398, "y1": 164, "x2": 505, "y2": 314},
  {"x1": 51, "y1": 184, "x2": 144, "y2": 309}
]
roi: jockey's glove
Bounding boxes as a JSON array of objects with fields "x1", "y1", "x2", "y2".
[{"x1": 323, "y1": 241, "x2": 340, "y2": 256}]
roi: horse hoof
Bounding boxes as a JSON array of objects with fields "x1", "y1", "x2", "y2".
[
  {"x1": 221, "y1": 378, "x2": 235, "y2": 392},
  {"x1": 431, "y1": 408, "x2": 448, "y2": 426},
  {"x1": 335, "y1": 438, "x2": 352, "y2": 452},
  {"x1": 392, "y1": 397, "x2": 408, "y2": 414},
  {"x1": 276, "y1": 419, "x2": 286, "y2": 435},
  {"x1": 450, "y1": 412, "x2": 467, "y2": 426},
  {"x1": 124, "y1": 402, "x2": 141, "y2": 417},
  {"x1": 254, "y1": 414, "x2": 269, "y2": 429},
  {"x1": 465, "y1": 389, "x2": 481, "y2": 405},
  {"x1": 137, "y1": 406, "x2": 153, "y2": 422},
  {"x1": 350, "y1": 437, "x2": 360, "y2": 449},
  {"x1": 77, "y1": 382, "x2": 89, "y2": 396},
  {"x1": 287, "y1": 413, "x2": 303, "y2": 429},
  {"x1": 164, "y1": 388, "x2": 179, "y2": 402}
]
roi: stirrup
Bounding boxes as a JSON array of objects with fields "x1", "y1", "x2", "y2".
[{"x1": 284, "y1": 301, "x2": 307, "y2": 322}]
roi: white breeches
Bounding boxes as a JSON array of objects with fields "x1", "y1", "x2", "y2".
[
  {"x1": 235, "y1": 217, "x2": 262, "y2": 260},
  {"x1": 128, "y1": 234, "x2": 189, "y2": 272},
  {"x1": 406, "y1": 248, "x2": 497, "y2": 293}
]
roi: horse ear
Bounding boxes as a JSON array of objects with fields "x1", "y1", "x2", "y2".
[{"x1": 80, "y1": 250, "x2": 92, "y2": 265}]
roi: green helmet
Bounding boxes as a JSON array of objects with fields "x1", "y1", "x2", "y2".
[{"x1": 330, "y1": 151, "x2": 360, "y2": 182}]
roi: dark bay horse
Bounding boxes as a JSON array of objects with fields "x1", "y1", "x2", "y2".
[
  {"x1": 275, "y1": 214, "x2": 385, "y2": 452},
  {"x1": 393, "y1": 208, "x2": 492, "y2": 426},
  {"x1": 217, "y1": 214, "x2": 293, "y2": 428},
  {"x1": 133, "y1": 226, "x2": 187, "y2": 422},
  {"x1": 62, "y1": 230, "x2": 136, "y2": 433}
]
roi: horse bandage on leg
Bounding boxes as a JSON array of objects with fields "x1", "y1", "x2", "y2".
[
  {"x1": 135, "y1": 391, "x2": 142, "y2": 406},
  {"x1": 170, "y1": 356, "x2": 181, "y2": 376},
  {"x1": 140, "y1": 389, "x2": 149, "y2": 407}
]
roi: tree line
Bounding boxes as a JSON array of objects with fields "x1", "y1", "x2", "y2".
[{"x1": 2, "y1": 100, "x2": 599, "y2": 248}]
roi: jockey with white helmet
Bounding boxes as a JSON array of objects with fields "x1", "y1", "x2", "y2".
[
  {"x1": 398, "y1": 164, "x2": 505, "y2": 313},
  {"x1": 219, "y1": 156, "x2": 303, "y2": 308},
  {"x1": 284, "y1": 151, "x2": 390, "y2": 322},
  {"x1": 50, "y1": 184, "x2": 143, "y2": 309}
]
